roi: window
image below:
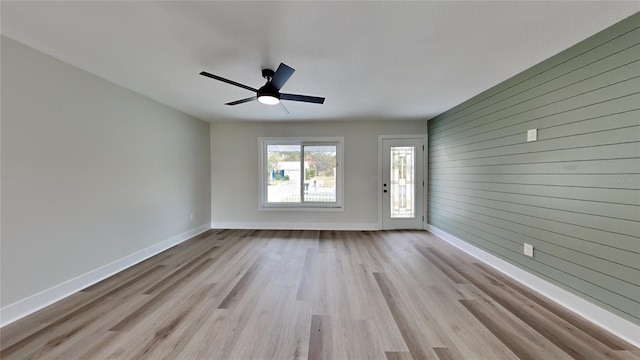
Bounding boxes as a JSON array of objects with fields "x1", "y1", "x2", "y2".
[{"x1": 259, "y1": 137, "x2": 344, "y2": 210}]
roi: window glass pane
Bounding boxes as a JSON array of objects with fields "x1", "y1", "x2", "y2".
[
  {"x1": 303, "y1": 145, "x2": 337, "y2": 203},
  {"x1": 267, "y1": 144, "x2": 301, "y2": 203},
  {"x1": 390, "y1": 146, "x2": 415, "y2": 218}
]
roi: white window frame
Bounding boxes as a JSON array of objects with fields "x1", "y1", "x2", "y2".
[{"x1": 259, "y1": 137, "x2": 344, "y2": 211}]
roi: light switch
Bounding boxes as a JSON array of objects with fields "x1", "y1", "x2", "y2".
[
  {"x1": 527, "y1": 129, "x2": 537, "y2": 142},
  {"x1": 524, "y1": 243, "x2": 534, "y2": 257}
]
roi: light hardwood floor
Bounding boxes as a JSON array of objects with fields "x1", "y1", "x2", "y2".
[{"x1": 1, "y1": 229, "x2": 638, "y2": 360}]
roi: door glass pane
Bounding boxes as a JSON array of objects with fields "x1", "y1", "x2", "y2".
[
  {"x1": 267, "y1": 144, "x2": 301, "y2": 203},
  {"x1": 303, "y1": 145, "x2": 337, "y2": 202},
  {"x1": 390, "y1": 146, "x2": 415, "y2": 218}
]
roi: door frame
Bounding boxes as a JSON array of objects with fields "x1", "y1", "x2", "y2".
[{"x1": 378, "y1": 134, "x2": 428, "y2": 230}]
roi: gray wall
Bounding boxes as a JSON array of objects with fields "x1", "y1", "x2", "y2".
[
  {"x1": 427, "y1": 14, "x2": 639, "y2": 324},
  {"x1": 1, "y1": 37, "x2": 211, "y2": 306},
  {"x1": 210, "y1": 120, "x2": 426, "y2": 229}
]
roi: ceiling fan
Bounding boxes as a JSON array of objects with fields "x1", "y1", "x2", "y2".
[{"x1": 199, "y1": 63, "x2": 325, "y2": 109}]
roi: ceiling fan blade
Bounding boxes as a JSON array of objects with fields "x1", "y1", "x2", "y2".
[
  {"x1": 225, "y1": 96, "x2": 257, "y2": 106},
  {"x1": 279, "y1": 102, "x2": 290, "y2": 114},
  {"x1": 270, "y1": 63, "x2": 295, "y2": 90},
  {"x1": 280, "y1": 93, "x2": 325, "y2": 104},
  {"x1": 200, "y1": 71, "x2": 257, "y2": 92}
]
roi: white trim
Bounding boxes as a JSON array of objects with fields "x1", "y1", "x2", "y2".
[
  {"x1": 423, "y1": 126, "x2": 428, "y2": 230},
  {"x1": 426, "y1": 224, "x2": 640, "y2": 347},
  {"x1": 0, "y1": 223, "x2": 211, "y2": 328},
  {"x1": 378, "y1": 134, "x2": 428, "y2": 140},
  {"x1": 258, "y1": 206, "x2": 344, "y2": 212},
  {"x1": 211, "y1": 221, "x2": 378, "y2": 231},
  {"x1": 378, "y1": 138, "x2": 383, "y2": 229}
]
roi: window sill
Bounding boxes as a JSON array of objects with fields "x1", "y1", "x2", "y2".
[{"x1": 259, "y1": 205, "x2": 345, "y2": 212}]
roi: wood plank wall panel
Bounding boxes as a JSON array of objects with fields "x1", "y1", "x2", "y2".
[{"x1": 427, "y1": 13, "x2": 640, "y2": 325}]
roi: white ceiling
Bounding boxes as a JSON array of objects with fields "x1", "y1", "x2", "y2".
[{"x1": 2, "y1": 1, "x2": 638, "y2": 122}]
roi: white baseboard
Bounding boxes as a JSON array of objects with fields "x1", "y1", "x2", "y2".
[
  {"x1": 426, "y1": 224, "x2": 640, "y2": 347},
  {"x1": 0, "y1": 223, "x2": 211, "y2": 328},
  {"x1": 210, "y1": 221, "x2": 379, "y2": 231}
]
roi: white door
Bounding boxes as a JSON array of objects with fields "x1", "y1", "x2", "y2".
[{"x1": 381, "y1": 138, "x2": 424, "y2": 230}]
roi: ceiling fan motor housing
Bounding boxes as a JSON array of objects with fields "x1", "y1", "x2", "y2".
[
  {"x1": 261, "y1": 68, "x2": 276, "y2": 80},
  {"x1": 258, "y1": 82, "x2": 280, "y2": 99},
  {"x1": 259, "y1": 68, "x2": 280, "y2": 102}
]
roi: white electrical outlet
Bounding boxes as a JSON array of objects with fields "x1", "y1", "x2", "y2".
[
  {"x1": 190, "y1": 213, "x2": 195, "y2": 221},
  {"x1": 527, "y1": 129, "x2": 537, "y2": 142},
  {"x1": 524, "y1": 243, "x2": 534, "y2": 257}
]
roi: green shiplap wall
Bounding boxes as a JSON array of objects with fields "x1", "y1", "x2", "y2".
[{"x1": 427, "y1": 13, "x2": 640, "y2": 324}]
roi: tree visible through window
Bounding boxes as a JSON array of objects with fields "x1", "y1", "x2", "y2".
[{"x1": 260, "y1": 138, "x2": 343, "y2": 209}]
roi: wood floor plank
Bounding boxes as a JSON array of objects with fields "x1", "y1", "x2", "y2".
[
  {"x1": 423, "y1": 285, "x2": 517, "y2": 360},
  {"x1": 224, "y1": 237, "x2": 312, "y2": 360},
  {"x1": 373, "y1": 272, "x2": 435, "y2": 360},
  {"x1": 109, "y1": 258, "x2": 215, "y2": 331},
  {"x1": 473, "y1": 261, "x2": 640, "y2": 352},
  {"x1": 0, "y1": 291, "x2": 93, "y2": 350},
  {"x1": 381, "y1": 263, "x2": 517, "y2": 360},
  {"x1": 460, "y1": 299, "x2": 560, "y2": 360},
  {"x1": 142, "y1": 243, "x2": 218, "y2": 294},
  {"x1": 454, "y1": 280, "x2": 575, "y2": 360},
  {"x1": 2, "y1": 229, "x2": 638, "y2": 360},
  {"x1": 433, "y1": 347, "x2": 456, "y2": 360},
  {"x1": 308, "y1": 315, "x2": 333, "y2": 360},
  {"x1": 8, "y1": 284, "x2": 154, "y2": 360},
  {"x1": 123, "y1": 283, "x2": 217, "y2": 360},
  {"x1": 75, "y1": 331, "x2": 119, "y2": 360},
  {"x1": 296, "y1": 248, "x2": 319, "y2": 301},
  {"x1": 0, "y1": 264, "x2": 166, "y2": 358},
  {"x1": 428, "y1": 246, "x2": 634, "y2": 360},
  {"x1": 361, "y1": 274, "x2": 410, "y2": 352},
  {"x1": 342, "y1": 319, "x2": 384, "y2": 360},
  {"x1": 147, "y1": 299, "x2": 226, "y2": 360},
  {"x1": 412, "y1": 244, "x2": 466, "y2": 284},
  {"x1": 385, "y1": 351, "x2": 414, "y2": 360},
  {"x1": 217, "y1": 253, "x2": 267, "y2": 309}
]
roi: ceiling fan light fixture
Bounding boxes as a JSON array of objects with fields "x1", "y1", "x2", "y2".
[
  {"x1": 257, "y1": 83, "x2": 280, "y2": 105},
  {"x1": 257, "y1": 94, "x2": 280, "y2": 105}
]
